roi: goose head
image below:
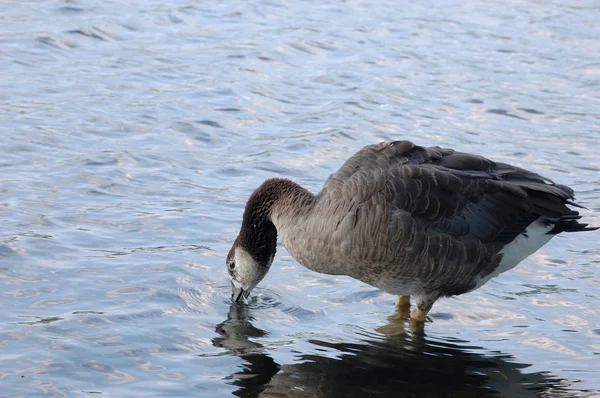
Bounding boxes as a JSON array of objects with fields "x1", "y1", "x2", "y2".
[
  {"x1": 227, "y1": 239, "x2": 274, "y2": 303},
  {"x1": 227, "y1": 180, "x2": 281, "y2": 303}
]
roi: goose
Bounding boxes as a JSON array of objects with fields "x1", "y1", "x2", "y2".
[{"x1": 226, "y1": 140, "x2": 597, "y2": 322}]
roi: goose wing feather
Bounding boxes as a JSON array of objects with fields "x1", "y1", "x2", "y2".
[{"x1": 321, "y1": 140, "x2": 573, "y2": 245}]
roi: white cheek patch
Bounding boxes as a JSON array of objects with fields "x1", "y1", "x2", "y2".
[
  {"x1": 234, "y1": 246, "x2": 262, "y2": 290},
  {"x1": 231, "y1": 278, "x2": 243, "y2": 289},
  {"x1": 235, "y1": 246, "x2": 255, "y2": 264}
]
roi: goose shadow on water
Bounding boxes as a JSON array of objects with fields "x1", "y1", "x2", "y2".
[{"x1": 212, "y1": 304, "x2": 589, "y2": 398}]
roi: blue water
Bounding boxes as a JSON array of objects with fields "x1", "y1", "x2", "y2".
[{"x1": 1, "y1": 0, "x2": 599, "y2": 396}]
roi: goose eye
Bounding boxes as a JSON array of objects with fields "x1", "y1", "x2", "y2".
[{"x1": 228, "y1": 261, "x2": 235, "y2": 270}]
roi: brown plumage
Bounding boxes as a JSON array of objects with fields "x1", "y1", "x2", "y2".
[{"x1": 227, "y1": 140, "x2": 597, "y2": 322}]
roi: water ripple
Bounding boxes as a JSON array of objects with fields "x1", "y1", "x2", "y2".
[{"x1": 1, "y1": 0, "x2": 599, "y2": 395}]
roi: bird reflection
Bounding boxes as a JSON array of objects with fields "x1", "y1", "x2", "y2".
[
  {"x1": 214, "y1": 304, "x2": 581, "y2": 397},
  {"x1": 213, "y1": 303, "x2": 266, "y2": 354},
  {"x1": 213, "y1": 304, "x2": 280, "y2": 397}
]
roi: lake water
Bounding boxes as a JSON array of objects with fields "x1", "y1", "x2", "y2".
[{"x1": 1, "y1": 0, "x2": 599, "y2": 396}]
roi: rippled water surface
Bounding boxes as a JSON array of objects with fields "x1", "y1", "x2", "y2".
[{"x1": 2, "y1": 0, "x2": 600, "y2": 396}]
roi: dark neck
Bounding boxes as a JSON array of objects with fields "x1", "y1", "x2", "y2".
[{"x1": 237, "y1": 178, "x2": 314, "y2": 266}]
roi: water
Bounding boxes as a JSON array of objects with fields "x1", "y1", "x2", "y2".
[{"x1": 1, "y1": 0, "x2": 599, "y2": 396}]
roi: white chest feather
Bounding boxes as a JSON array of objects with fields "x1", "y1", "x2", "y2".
[{"x1": 474, "y1": 218, "x2": 555, "y2": 289}]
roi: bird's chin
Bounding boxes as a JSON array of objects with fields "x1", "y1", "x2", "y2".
[{"x1": 231, "y1": 281, "x2": 251, "y2": 303}]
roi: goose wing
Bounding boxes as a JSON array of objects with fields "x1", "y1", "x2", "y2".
[{"x1": 321, "y1": 140, "x2": 589, "y2": 246}]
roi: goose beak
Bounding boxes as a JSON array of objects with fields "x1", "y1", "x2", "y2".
[{"x1": 231, "y1": 281, "x2": 249, "y2": 303}]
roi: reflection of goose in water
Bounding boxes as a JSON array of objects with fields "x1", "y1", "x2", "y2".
[
  {"x1": 213, "y1": 304, "x2": 588, "y2": 397},
  {"x1": 226, "y1": 141, "x2": 597, "y2": 322}
]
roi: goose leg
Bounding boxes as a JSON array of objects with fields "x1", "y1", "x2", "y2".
[
  {"x1": 395, "y1": 295, "x2": 411, "y2": 318},
  {"x1": 395, "y1": 295, "x2": 410, "y2": 308},
  {"x1": 410, "y1": 294, "x2": 437, "y2": 322},
  {"x1": 410, "y1": 308, "x2": 429, "y2": 322}
]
